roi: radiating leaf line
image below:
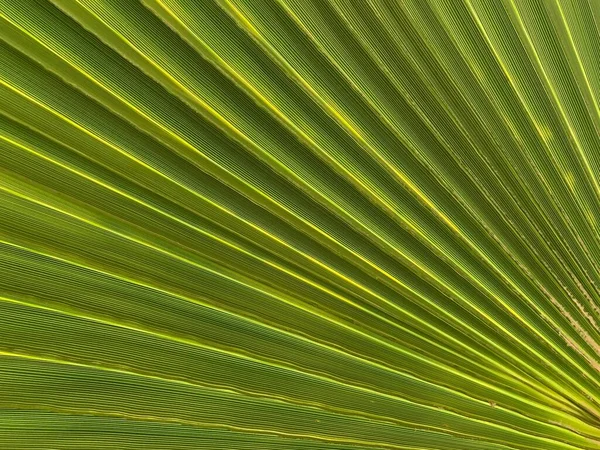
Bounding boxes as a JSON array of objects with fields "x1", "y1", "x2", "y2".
[
  {"x1": 209, "y1": 0, "x2": 600, "y2": 384},
  {"x1": 4, "y1": 290, "x2": 597, "y2": 444},
  {"x1": 4, "y1": 130, "x2": 537, "y2": 396},
  {"x1": 3, "y1": 0, "x2": 600, "y2": 448},
  {"x1": 4, "y1": 237, "x2": 573, "y2": 434},
  {"x1": 8, "y1": 0, "x2": 584, "y2": 408},
  {"x1": 0, "y1": 352, "x2": 594, "y2": 450},
  {"x1": 2, "y1": 71, "x2": 568, "y2": 408}
]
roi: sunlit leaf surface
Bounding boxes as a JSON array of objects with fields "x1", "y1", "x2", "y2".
[{"x1": 2, "y1": 1, "x2": 600, "y2": 448}]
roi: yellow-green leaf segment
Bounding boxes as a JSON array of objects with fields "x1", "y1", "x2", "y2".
[{"x1": 2, "y1": 1, "x2": 600, "y2": 449}]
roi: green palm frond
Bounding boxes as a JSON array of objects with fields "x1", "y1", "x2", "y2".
[{"x1": 2, "y1": 0, "x2": 600, "y2": 448}]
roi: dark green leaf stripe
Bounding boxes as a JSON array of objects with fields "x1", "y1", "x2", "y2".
[{"x1": 2, "y1": 0, "x2": 600, "y2": 448}]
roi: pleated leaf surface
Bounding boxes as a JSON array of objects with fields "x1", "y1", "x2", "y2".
[{"x1": 2, "y1": 0, "x2": 600, "y2": 448}]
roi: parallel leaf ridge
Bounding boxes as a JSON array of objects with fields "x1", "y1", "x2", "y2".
[{"x1": 1, "y1": 0, "x2": 600, "y2": 448}]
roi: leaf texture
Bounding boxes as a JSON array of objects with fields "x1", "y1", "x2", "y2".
[{"x1": 2, "y1": 0, "x2": 600, "y2": 448}]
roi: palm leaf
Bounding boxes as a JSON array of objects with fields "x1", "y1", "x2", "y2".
[{"x1": 2, "y1": 0, "x2": 600, "y2": 448}]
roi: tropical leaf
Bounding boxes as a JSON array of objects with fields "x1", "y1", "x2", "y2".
[{"x1": 2, "y1": 0, "x2": 600, "y2": 448}]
